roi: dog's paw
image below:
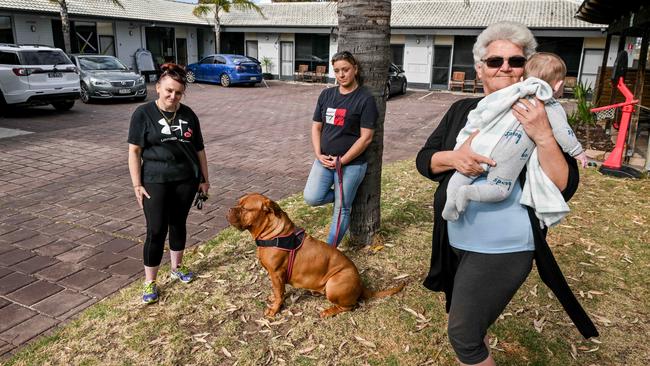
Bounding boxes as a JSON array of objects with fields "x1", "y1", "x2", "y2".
[{"x1": 264, "y1": 307, "x2": 279, "y2": 318}]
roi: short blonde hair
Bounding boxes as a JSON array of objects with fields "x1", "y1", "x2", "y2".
[{"x1": 524, "y1": 52, "x2": 567, "y2": 85}]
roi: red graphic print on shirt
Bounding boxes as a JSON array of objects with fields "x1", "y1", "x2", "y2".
[{"x1": 326, "y1": 107, "x2": 347, "y2": 127}]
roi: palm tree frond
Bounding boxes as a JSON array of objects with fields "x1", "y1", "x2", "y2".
[
  {"x1": 232, "y1": 0, "x2": 263, "y2": 16},
  {"x1": 193, "y1": 4, "x2": 213, "y2": 17}
]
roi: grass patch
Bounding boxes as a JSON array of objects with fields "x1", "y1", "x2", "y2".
[{"x1": 6, "y1": 161, "x2": 649, "y2": 365}]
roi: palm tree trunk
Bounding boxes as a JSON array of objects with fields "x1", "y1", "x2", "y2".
[
  {"x1": 214, "y1": 16, "x2": 221, "y2": 53},
  {"x1": 58, "y1": 0, "x2": 72, "y2": 54},
  {"x1": 337, "y1": 0, "x2": 391, "y2": 245}
]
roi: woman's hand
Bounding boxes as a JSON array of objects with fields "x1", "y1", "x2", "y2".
[
  {"x1": 318, "y1": 154, "x2": 336, "y2": 169},
  {"x1": 133, "y1": 185, "x2": 150, "y2": 209},
  {"x1": 453, "y1": 130, "x2": 496, "y2": 176},
  {"x1": 512, "y1": 98, "x2": 554, "y2": 145},
  {"x1": 512, "y1": 97, "x2": 569, "y2": 190},
  {"x1": 198, "y1": 182, "x2": 211, "y2": 194}
]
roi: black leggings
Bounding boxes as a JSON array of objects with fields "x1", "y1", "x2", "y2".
[
  {"x1": 447, "y1": 248, "x2": 534, "y2": 365},
  {"x1": 142, "y1": 179, "x2": 199, "y2": 267}
]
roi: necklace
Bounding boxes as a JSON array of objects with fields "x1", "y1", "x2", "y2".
[{"x1": 155, "y1": 100, "x2": 177, "y2": 126}]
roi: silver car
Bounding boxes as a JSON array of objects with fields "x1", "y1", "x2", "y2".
[{"x1": 70, "y1": 55, "x2": 146, "y2": 103}]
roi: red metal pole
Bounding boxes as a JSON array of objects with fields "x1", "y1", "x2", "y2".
[{"x1": 601, "y1": 77, "x2": 637, "y2": 169}]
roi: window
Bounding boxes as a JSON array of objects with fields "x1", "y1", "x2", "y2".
[
  {"x1": 19, "y1": 50, "x2": 71, "y2": 65},
  {"x1": 0, "y1": 16, "x2": 13, "y2": 44},
  {"x1": 295, "y1": 34, "x2": 329, "y2": 73},
  {"x1": 0, "y1": 51, "x2": 19, "y2": 65},
  {"x1": 537, "y1": 37, "x2": 583, "y2": 77},
  {"x1": 390, "y1": 44, "x2": 405, "y2": 69},
  {"x1": 452, "y1": 36, "x2": 476, "y2": 80},
  {"x1": 78, "y1": 56, "x2": 127, "y2": 71},
  {"x1": 199, "y1": 56, "x2": 214, "y2": 64},
  {"x1": 215, "y1": 56, "x2": 226, "y2": 64}
]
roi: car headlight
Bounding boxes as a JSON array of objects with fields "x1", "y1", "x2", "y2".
[
  {"x1": 136, "y1": 76, "x2": 145, "y2": 85},
  {"x1": 90, "y1": 78, "x2": 109, "y2": 86}
]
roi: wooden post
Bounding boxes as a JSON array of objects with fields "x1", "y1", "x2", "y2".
[
  {"x1": 626, "y1": 31, "x2": 647, "y2": 164},
  {"x1": 594, "y1": 33, "x2": 611, "y2": 106}
]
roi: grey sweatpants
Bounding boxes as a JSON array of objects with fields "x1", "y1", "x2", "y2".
[{"x1": 447, "y1": 248, "x2": 534, "y2": 364}]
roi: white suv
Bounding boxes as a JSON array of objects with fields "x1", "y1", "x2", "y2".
[{"x1": 0, "y1": 44, "x2": 80, "y2": 111}]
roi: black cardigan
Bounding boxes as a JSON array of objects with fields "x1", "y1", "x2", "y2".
[{"x1": 415, "y1": 98, "x2": 598, "y2": 339}]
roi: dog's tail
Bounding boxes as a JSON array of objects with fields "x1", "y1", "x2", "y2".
[{"x1": 361, "y1": 283, "x2": 406, "y2": 300}]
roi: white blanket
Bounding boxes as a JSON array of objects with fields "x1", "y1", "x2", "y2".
[{"x1": 455, "y1": 77, "x2": 569, "y2": 228}]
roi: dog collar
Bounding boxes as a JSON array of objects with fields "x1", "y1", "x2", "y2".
[{"x1": 255, "y1": 228, "x2": 305, "y2": 250}]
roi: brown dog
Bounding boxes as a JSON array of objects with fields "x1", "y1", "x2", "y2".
[{"x1": 226, "y1": 193, "x2": 404, "y2": 318}]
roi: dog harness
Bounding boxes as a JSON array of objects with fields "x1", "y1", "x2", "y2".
[{"x1": 255, "y1": 228, "x2": 305, "y2": 282}]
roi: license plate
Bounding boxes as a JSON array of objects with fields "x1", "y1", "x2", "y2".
[
  {"x1": 118, "y1": 88, "x2": 131, "y2": 94},
  {"x1": 250, "y1": 77, "x2": 257, "y2": 81},
  {"x1": 48, "y1": 72, "x2": 62, "y2": 78}
]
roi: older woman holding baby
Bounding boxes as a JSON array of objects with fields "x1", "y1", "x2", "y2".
[{"x1": 416, "y1": 21, "x2": 597, "y2": 365}]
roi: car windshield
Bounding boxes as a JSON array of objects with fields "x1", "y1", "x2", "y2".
[
  {"x1": 231, "y1": 56, "x2": 252, "y2": 64},
  {"x1": 79, "y1": 56, "x2": 127, "y2": 71},
  {"x1": 20, "y1": 50, "x2": 71, "y2": 66}
]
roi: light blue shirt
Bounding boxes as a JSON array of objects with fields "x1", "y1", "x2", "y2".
[{"x1": 448, "y1": 176, "x2": 534, "y2": 254}]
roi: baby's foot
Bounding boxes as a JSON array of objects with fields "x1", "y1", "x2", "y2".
[
  {"x1": 442, "y1": 201, "x2": 460, "y2": 221},
  {"x1": 455, "y1": 186, "x2": 473, "y2": 214}
]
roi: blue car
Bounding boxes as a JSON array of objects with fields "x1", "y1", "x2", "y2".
[{"x1": 186, "y1": 54, "x2": 262, "y2": 87}]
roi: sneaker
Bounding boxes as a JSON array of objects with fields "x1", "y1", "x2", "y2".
[
  {"x1": 170, "y1": 265, "x2": 194, "y2": 284},
  {"x1": 142, "y1": 281, "x2": 159, "y2": 304}
]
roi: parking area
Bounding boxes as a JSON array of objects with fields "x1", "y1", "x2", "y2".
[{"x1": 0, "y1": 80, "x2": 464, "y2": 357}]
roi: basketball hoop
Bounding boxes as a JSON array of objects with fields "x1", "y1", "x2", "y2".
[{"x1": 592, "y1": 105, "x2": 617, "y2": 121}]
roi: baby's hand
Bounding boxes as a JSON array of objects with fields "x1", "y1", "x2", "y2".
[{"x1": 575, "y1": 152, "x2": 588, "y2": 168}]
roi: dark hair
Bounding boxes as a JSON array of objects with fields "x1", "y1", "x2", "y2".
[
  {"x1": 158, "y1": 63, "x2": 188, "y2": 88},
  {"x1": 331, "y1": 50, "x2": 362, "y2": 84}
]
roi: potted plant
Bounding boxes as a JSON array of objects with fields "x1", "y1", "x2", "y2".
[
  {"x1": 261, "y1": 57, "x2": 273, "y2": 80},
  {"x1": 567, "y1": 81, "x2": 596, "y2": 149}
]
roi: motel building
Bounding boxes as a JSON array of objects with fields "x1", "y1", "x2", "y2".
[{"x1": 0, "y1": 0, "x2": 645, "y2": 91}]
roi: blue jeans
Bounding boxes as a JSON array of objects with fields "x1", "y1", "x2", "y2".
[{"x1": 303, "y1": 159, "x2": 367, "y2": 245}]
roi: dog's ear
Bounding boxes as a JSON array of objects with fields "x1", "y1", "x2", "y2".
[{"x1": 263, "y1": 198, "x2": 283, "y2": 216}]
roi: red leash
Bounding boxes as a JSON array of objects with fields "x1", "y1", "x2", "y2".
[{"x1": 332, "y1": 156, "x2": 344, "y2": 247}]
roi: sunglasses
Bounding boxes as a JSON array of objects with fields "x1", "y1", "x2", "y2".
[{"x1": 481, "y1": 56, "x2": 527, "y2": 68}]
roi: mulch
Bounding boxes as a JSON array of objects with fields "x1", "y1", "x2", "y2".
[{"x1": 575, "y1": 124, "x2": 615, "y2": 152}]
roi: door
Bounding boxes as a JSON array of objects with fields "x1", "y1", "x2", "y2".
[
  {"x1": 246, "y1": 40, "x2": 258, "y2": 60},
  {"x1": 431, "y1": 45, "x2": 452, "y2": 88},
  {"x1": 280, "y1": 42, "x2": 294, "y2": 80},
  {"x1": 197, "y1": 55, "x2": 214, "y2": 80},
  {"x1": 579, "y1": 49, "x2": 605, "y2": 89},
  {"x1": 176, "y1": 38, "x2": 187, "y2": 66},
  {"x1": 99, "y1": 35, "x2": 115, "y2": 56},
  {"x1": 214, "y1": 55, "x2": 227, "y2": 83}
]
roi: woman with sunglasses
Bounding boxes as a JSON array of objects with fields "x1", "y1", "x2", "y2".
[
  {"x1": 128, "y1": 63, "x2": 210, "y2": 304},
  {"x1": 416, "y1": 21, "x2": 597, "y2": 365},
  {"x1": 303, "y1": 51, "x2": 378, "y2": 246}
]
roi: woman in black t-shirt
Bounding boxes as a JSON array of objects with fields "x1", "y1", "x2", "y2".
[
  {"x1": 303, "y1": 51, "x2": 378, "y2": 246},
  {"x1": 127, "y1": 63, "x2": 210, "y2": 304}
]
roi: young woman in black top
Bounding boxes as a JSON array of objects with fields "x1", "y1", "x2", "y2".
[
  {"x1": 303, "y1": 51, "x2": 378, "y2": 246},
  {"x1": 128, "y1": 63, "x2": 210, "y2": 304}
]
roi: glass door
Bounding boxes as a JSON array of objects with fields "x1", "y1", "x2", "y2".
[
  {"x1": 280, "y1": 41, "x2": 294, "y2": 80},
  {"x1": 246, "y1": 40, "x2": 258, "y2": 60},
  {"x1": 431, "y1": 45, "x2": 451, "y2": 88}
]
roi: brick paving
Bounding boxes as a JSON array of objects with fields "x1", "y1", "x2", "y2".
[{"x1": 0, "y1": 81, "x2": 464, "y2": 358}]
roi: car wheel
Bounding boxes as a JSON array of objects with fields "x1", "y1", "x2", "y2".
[
  {"x1": 80, "y1": 83, "x2": 91, "y2": 103},
  {"x1": 0, "y1": 92, "x2": 6, "y2": 116},
  {"x1": 186, "y1": 71, "x2": 196, "y2": 83},
  {"x1": 52, "y1": 100, "x2": 75, "y2": 111},
  {"x1": 384, "y1": 83, "x2": 391, "y2": 100},
  {"x1": 401, "y1": 79, "x2": 407, "y2": 95},
  {"x1": 220, "y1": 74, "x2": 231, "y2": 87}
]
